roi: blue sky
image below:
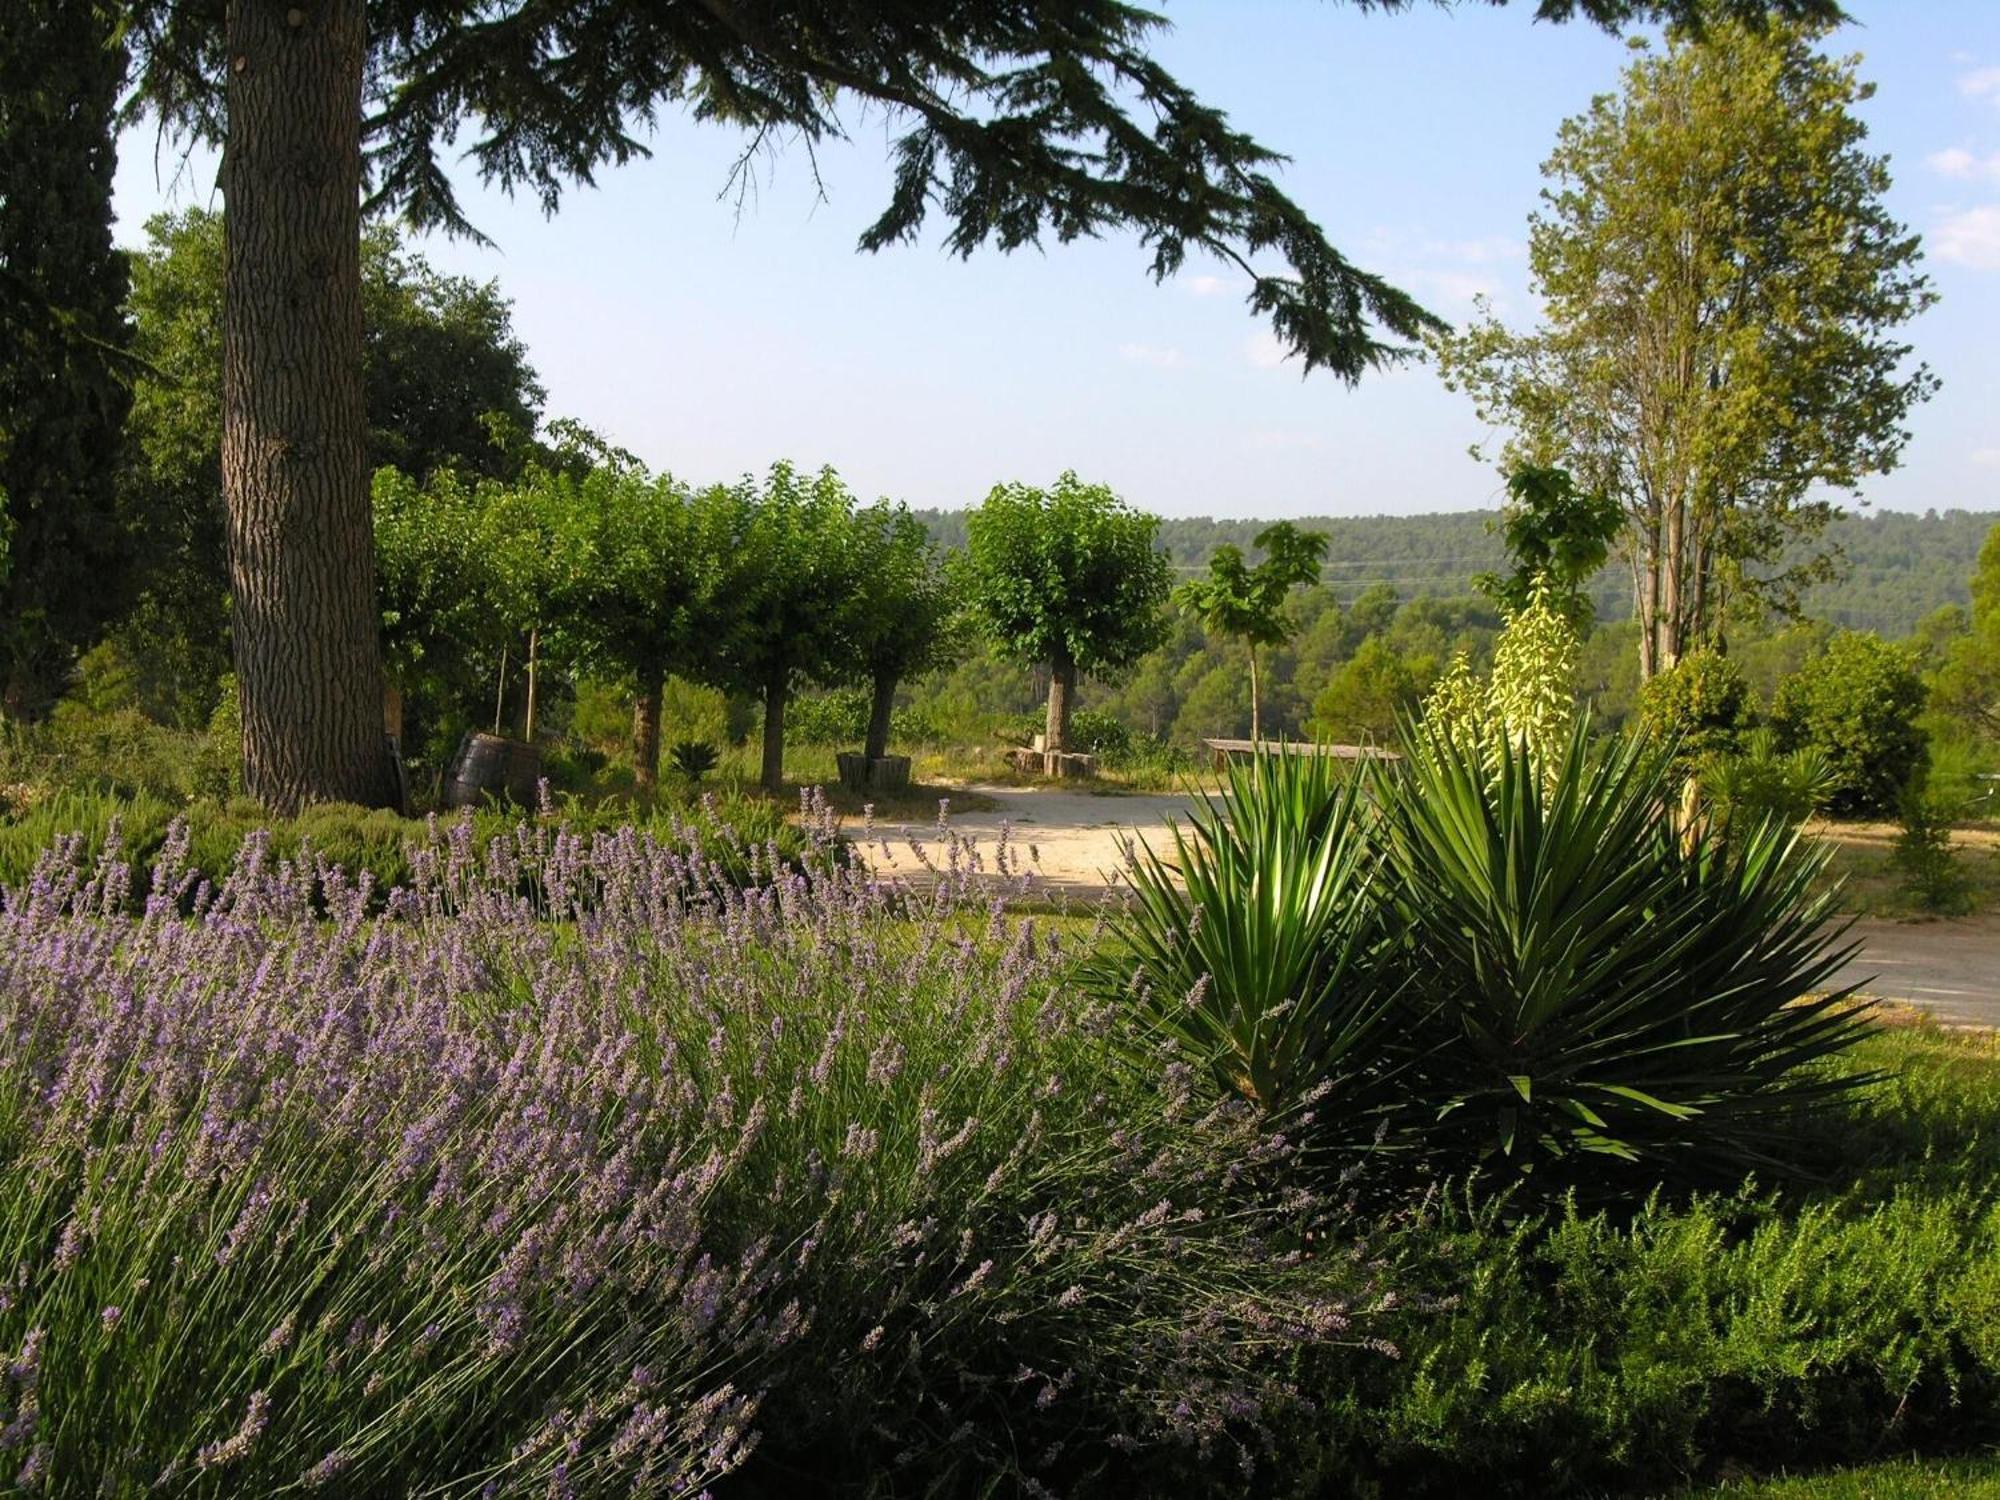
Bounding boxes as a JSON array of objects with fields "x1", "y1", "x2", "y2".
[{"x1": 112, "y1": 1, "x2": 2000, "y2": 520}]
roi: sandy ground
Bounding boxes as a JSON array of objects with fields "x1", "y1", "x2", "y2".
[
  {"x1": 858, "y1": 784, "x2": 1199, "y2": 895},
  {"x1": 858, "y1": 785, "x2": 2000, "y2": 1028}
]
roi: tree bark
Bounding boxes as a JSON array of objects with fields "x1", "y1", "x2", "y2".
[
  {"x1": 761, "y1": 669, "x2": 788, "y2": 793},
  {"x1": 1248, "y1": 645, "x2": 1262, "y2": 744},
  {"x1": 1045, "y1": 650, "x2": 1077, "y2": 755},
  {"x1": 864, "y1": 669, "x2": 896, "y2": 761},
  {"x1": 632, "y1": 671, "x2": 663, "y2": 797},
  {"x1": 221, "y1": 0, "x2": 390, "y2": 813}
]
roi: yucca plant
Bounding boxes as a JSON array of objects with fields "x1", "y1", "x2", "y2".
[
  {"x1": 1379, "y1": 714, "x2": 1875, "y2": 1183},
  {"x1": 1092, "y1": 748, "x2": 1408, "y2": 1131},
  {"x1": 669, "y1": 738, "x2": 720, "y2": 784}
]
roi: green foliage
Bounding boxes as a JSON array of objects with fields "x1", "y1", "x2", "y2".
[
  {"x1": 668, "y1": 740, "x2": 719, "y2": 785},
  {"x1": 1381, "y1": 716, "x2": 1870, "y2": 1184},
  {"x1": 1771, "y1": 632, "x2": 1928, "y2": 817},
  {"x1": 1639, "y1": 649, "x2": 1754, "y2": 765},
  {"x1": 1893, "y1": 780, "x2": 1973, "y2": 916},
  {"x1": 1297, "y1": 1025, "x2": 2000, "y2": 1498},
  {"x1": 1313, "y1": 637, "x2": 1433, "y2": 743},
  {"x1": 120, "y1": 209, "x2": 548, "y2": 720},
  {"x1": 962, "y1": 473, "x2": 1172, "y2": 680},
  {"x1": 1099, "y1": 749, "x2": 1400, "y2": 1126},
  {"x1": 1177, "y1": 522, "x2": 1327, "y2": 738},
  {"x1": 1434, "y1": 19, "x2": 1937, "y2": 672},
  {"x1": 1931, "y1": 520, "x2": 2000, "y2": 739},
  {"x1": 1697, "y1": 728, "x2": 1834, "y2": 831},
  {"x1": 0, "y1": 0, "x2": 133, "y2": 716},
  {"x1": 1477, "y1": 465, "x2": 1623, "y2": 626}
]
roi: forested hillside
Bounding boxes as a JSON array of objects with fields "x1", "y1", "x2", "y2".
[{"x1": 915, "y1": 507, "x2": 1999, "y2": 640}]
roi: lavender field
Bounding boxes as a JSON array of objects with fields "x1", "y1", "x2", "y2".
[{"x1": 0, "y1": 812, "x2": 1381, "y2": 1494}]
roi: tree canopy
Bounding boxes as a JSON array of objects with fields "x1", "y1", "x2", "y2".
[{"x1": 0, "y1": 0, "x2": 133, "y2": 719}]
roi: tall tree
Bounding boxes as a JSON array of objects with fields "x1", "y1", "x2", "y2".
[
  {"x1": 0, "y1": 0, "x2": 133, "y2": 719},
  {"x1": 116, "y1": 0, "x2": 1836, "y2": 808},
  {"x1": 962, "y1": 473, "x2": 1170, "y2": 756},
  {"x1": 1176, "y1": 521, "x2": 1326, "y2": 742},
  {"x1": 1435, "y1": 20, "x2": 1935, "y2": 680},
  {"x1": 122, "y1": 208, "x2": 547, "y2": 727}
]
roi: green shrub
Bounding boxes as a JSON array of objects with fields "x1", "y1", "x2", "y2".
[
  {"x1": 669, "y1": 739, "x2": 719, "y2": 784},
  {"x1": 1772, "y1": 633, "x2": 1928, "y2": 817},
  {"x1": 1067, "y1": 707, "x2": 1134, "y2": 760},
  {"x1": 1698, "y1": 728, "x2": 1836, "y2": 830},
  {"x1": 1379, "y1": 717, "x2": 1871, "y2": 1188},
  {"x1": 1296, "y1": 1027, "x2": 2000, "y2": 1498},
  {"x1": 1893, "y1": 780, "x2": 1973, "y2": 915},
  {"x1": 1639, "y1": 648, "x2": 1753, "y2": 765},
  {"x1": 783, "y1": 687, "x2": 869, "y2": 745},
  {"x1": 1093, "y1": 749, "x2": 1402, "y2": 1131},
  {"x1": 0, "y1": 789, "x2": 824, "y2": 911}
]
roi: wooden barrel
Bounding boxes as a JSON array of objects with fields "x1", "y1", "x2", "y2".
[
  {"x1": 866, "y1": 755, "x2": 911, "y2": 793},
  {"x1": 444, "y1": 731, "x2": 543, "y2": 809}
]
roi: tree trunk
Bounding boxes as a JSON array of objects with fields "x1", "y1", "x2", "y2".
[
  {"x1": 1248, "y1": 645, "x2": 1262, "y2": 744},
  {"x1": 864, "y1": 669, "x2": 896, "y2": 761},
  {"x1": 632, "y1": 671, "x2": 663, "y2": 797},
  {"x1": 1045, "y1": 650, "x2": 1077, "y2": 754},
  {"x1": 221, "y1": 0, "x2": 390, "y2": 814},
  {"x1": 761, "y1": 670, "x2": 788, "y2": 793},
  {"x1": 382, "y1": 678, "x2": 403, "y2": 742},
  {"x1": 524, "y1": 627, "x2": 540, "y2": 742}
]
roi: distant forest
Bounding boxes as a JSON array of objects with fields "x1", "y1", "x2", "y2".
[{"x1": 915, "y1": 507, "x2": 2000, "y2": 642}]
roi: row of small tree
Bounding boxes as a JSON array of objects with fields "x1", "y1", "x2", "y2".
[{"x1": 376, "y1": 457, "x2": 961, "y2": 794}]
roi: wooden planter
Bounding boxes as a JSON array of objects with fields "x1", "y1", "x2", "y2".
[{"x1": 444, "y1": 731, "x2": 543, "y2": 809}]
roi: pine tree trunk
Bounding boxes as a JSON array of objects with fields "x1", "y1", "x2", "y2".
[
  {"x1": 1045, "y1": 651, "x2": 1077, "y2": 755},
  {"x1": 632, "y1": 672, "x2": 663, "y2": 797},
  {"x1": 864, "y1": 670, "x2": 896, "y2": 761},
  {"x1": 220, "y1": 0, "x2": 389, "y2": 813},
  {"x1": 761, "y1": 670, "x2": 788, "y2": 793}
]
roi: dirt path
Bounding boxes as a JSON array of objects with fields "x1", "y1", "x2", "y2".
[
  {"x1": 856, "y1": 787, "x2": 2000, "y2": 1026},
  {"x1": 858, "y1": 784, "x2": 1198, "y2": 894}
]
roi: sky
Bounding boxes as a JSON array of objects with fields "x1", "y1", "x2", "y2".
[{"x1": 110, "y1": 1, "x2": 2000, "y2": 522}]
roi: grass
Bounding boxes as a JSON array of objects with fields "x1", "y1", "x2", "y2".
[{"x1": 1685, "y1": 1454, "x2": 2000, "y2": 1496}]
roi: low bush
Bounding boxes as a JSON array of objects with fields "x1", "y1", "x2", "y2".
[
  {"x1": 1771, "y1": 633, "x2": 1928, "y2": 818},
  {"x1": 1698, "y1": 728, "x2": 1835, "y2": 830},
  {"x1": 0, "y1": 820, "x2": 1384, "y2": 1495},
  {"x1": 1638, "y1": 648, "x2": 1753, "y2": 766},
  {"x1": 1893, "y1": 780, "x2": 1974, "y2": 915},
  {"x1": 1300, "y1": 1025, "x2": 2000, "y2": 1498}
]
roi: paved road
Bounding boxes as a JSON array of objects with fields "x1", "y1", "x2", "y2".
[
  {"x1": 1831, "y1": 916, "x2": 2000, "y2": 1029},
  {"x1": 859, "y1": 786, "x2": 2000, "y2": 1027}
]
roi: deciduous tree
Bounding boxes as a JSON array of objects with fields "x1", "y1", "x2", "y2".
[
  {"x1": 962, "y1": 474, "x2": 1170, "y2": 755},
  {"x1": 1176, "y1": 522, "x2": 1326, "y2": 742},
  {"x1": 842, "y1": 505, "x2": 963, "y2": 763},
  {"x1": 1435, "y1": 20, "x2": 1935, "y2": 680}
]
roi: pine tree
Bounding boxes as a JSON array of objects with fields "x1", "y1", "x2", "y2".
[{"x1": 0, "y1": 0, "x2": 133, "y2": 719}]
